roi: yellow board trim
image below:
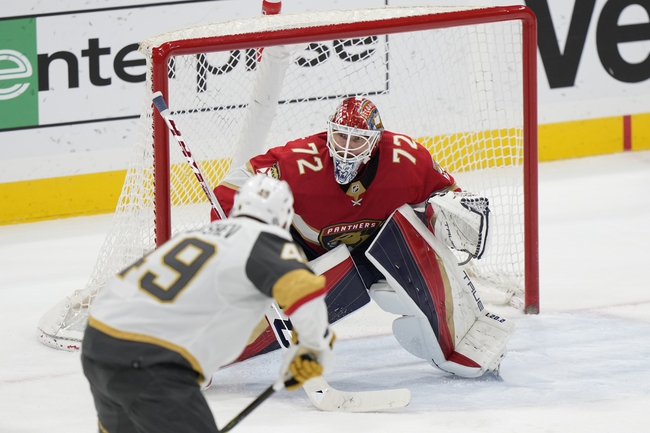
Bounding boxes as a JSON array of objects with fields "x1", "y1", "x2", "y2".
[
  {"x1": 538, "y1": 116, "x2": 623, "y2": 161},
  {"x1": 2, "y1": 114, "x2": 649, "y2": 225},
  {"x1": 0, "y1": 170, "x2": 126, "y2": 225},
  {"x1": 418, "y1": 127, "x2": 523, "y2": 172},
  {"x1": 632, "y1": 113, "x2": 650, "y2": 150}
]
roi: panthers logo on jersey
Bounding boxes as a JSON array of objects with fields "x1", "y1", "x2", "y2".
[{"x1": 319, "y1": 219, "x2": 382, "y2": 251}]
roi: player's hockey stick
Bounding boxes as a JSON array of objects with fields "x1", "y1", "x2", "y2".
[
  {"x1": 266, "y1": 303, "x2": 411, "y2": 412},
  {"x1": 220, "y1": 381, "x2": 285, "y2": 432},
  {"x1": 303, "y1": 376, "x2": 411, "y2": 412},
  {"x1": 151, "y1": 91, "x2": 227, "y2": 219}
]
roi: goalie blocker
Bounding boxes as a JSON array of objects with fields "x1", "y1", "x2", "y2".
[{"x1": 366, "y1": 204, "x2": 515, "y2": 377}]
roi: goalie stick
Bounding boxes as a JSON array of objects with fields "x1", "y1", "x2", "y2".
[
  {"x1": 151, "y1": 91, "x2": 227, "y2": 219},
  {"x1": 151, "y1": 92, "x2": 410, "y2": 414}
]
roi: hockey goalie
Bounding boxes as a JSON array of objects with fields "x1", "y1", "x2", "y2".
[{"x1": 214, "y1": 96, "x2": 515, "y2": 377}]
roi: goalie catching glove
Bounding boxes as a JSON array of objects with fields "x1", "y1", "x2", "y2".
[
  {"x1": 279, "y1": 329, "x2": 335, "y2": 391},
  {"x1": 426, "y1": 190, "x2": 491, "y2": 261}
]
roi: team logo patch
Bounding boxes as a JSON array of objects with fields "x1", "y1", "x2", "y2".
[
  {"x1": 432, "y1": 160, "x2": 450, "y2": 181},
  {"x1": 319, "y1": 219, "x2": 382, "y2": 251},
  {"x1": 256, "y1": 163, "x2": 281, "y2": 179},
  {"x1": 346, "y1": 181, "x2": 367, "y2": 206}
]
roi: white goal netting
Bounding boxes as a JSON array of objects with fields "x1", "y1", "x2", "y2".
[{"x1": 37, "y1": 5, "x2": 538, "y2": 351}]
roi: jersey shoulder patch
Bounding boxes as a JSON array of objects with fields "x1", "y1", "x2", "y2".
[{"x1": 246, "y1": 231, "x2": 310, "y2": 297}]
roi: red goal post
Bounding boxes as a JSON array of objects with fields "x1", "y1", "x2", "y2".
[
  {"x1": 148, "y1": 5, "x2": 539, "y2": 310},
  {"x1": 37, "y1": 5, "x2": 539, "y2": 352}
]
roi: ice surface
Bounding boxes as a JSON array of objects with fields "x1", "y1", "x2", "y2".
[{"x1": 1, "y1": 150, "x2": 649, "y2": 432}]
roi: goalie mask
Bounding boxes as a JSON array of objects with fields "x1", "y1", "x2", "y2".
[
  {"x1": 231, "y1": 174, "x2": 295, "y2": 230},
  {"x1": 327, "y1": 97, "x2": 384, "y2": 184}
]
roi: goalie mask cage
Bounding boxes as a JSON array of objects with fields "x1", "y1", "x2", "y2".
[{"x1": 37, "y1": 5, "x2": 539, "y2": 351}]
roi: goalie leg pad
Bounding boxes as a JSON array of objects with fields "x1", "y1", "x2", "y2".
[
  {"x1": 393, "y1": 315, "x2": 488, "y2": 377},
  {"x1": 393, "y1": 314, "x2": 512, "y2": 377},
  {"x1": 453, "y1": 312, "x2": 514, "y2": 374},
  {"x1": 365, "y1": 204, "x2": 515, "y2": 377}
]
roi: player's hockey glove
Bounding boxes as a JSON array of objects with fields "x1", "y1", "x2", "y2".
[{"x1": 280, "y1": 329, "x2": 335, "y2": 391}]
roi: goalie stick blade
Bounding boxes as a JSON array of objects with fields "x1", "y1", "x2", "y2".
[{"x1": 303, "y1": 377, "x2": 411, "y2": 413}]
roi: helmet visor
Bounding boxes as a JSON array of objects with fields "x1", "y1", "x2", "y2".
[{"x1": 327, "y1": 121, "x2": 382, "y2": 164}]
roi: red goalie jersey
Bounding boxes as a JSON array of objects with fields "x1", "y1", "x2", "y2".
[{"x1": 213, "y1": 130, "x2": 458, "y2": 259}]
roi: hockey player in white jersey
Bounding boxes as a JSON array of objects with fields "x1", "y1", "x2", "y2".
[{"x1": 81, "y1": 174, "x2": 334, "y2": 433}]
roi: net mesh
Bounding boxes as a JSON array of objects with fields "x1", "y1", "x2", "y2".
[{"x1": 37, "y1": 5, "x2": 533, "y2": 349}]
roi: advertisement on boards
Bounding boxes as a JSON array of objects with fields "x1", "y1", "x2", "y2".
[
  {"x1": 0, "y1": 0, "x2": 648, "y2": 222},
  {"x1": 0, "y1": 1, "x2": 265, "y2": 183},
  {"x1": 0, "y1": 0, "x2": 378, "y2": 182}
]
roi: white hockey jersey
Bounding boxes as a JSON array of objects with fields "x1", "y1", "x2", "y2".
[{"x1": 82, "y1": 217, "x2": 327, "y2": 384}]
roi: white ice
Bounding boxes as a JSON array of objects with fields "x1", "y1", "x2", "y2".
[{"x1": 1, "y1": 151, "x2": 650, "y2": 433}]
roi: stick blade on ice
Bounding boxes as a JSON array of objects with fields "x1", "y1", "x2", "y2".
[{"x1": 303, "y1": 377, "x2": 411, "y2": 413}]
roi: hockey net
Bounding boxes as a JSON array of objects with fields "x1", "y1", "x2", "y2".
[{"x1": 37, "y1": 5, "x2": 538, "y2": 351}]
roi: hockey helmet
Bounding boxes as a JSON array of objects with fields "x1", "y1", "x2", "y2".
[
  {"x1": 327, "y1": 97, "x2": 384, "y2": 184},
  {"x1": 231, "y1": 174, "x2": 295, "y2": 229}
]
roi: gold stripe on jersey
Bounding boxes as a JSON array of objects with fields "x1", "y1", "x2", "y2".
[
  {"x1": 88, "y1": 316, "x2": 204, "y2": 382},
  {"x1": 272, "y1": 269, "x2": 326, "y2": 315},
  {"x1": 291, "y1": 214, "x2": 321, "y2": 246},
  {"x1": 218, "y1": 180, "x2": 241, "y2": 192}
]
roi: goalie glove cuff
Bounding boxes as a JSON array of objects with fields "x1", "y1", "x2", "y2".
[{"x1": 427, "y1": 191, "x2": 490, "y2": 260}]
